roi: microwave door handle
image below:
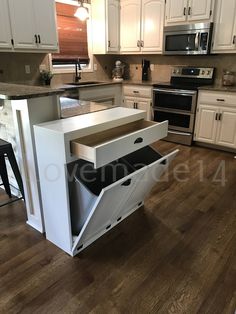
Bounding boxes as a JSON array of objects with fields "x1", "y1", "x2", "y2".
[{"x1": 195, "y1": 32, "x2": 200, "y2": 50}]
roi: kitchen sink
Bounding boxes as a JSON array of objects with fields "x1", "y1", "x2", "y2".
[{"x1": 66, "y1": 81, "x2": 105, "y2": 86}]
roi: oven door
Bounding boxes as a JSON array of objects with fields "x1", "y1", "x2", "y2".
[
  {"x1": 153, "y1": 88, "x2": 197, "y2": 113},
  {"x1": 153, "y1": 108, "x2": 195, "y2": 133}
]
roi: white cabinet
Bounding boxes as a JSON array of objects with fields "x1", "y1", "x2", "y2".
[
  {"x1": 0, "y1": 0, "x2": 13, "y2": 50},
  {"x1": 123, "y1": 85, "x2": 152, "y2": 120},
  {"x1": 92, "y1": 0, "x2": 120, "y2": 54},
  {"x1": 195, "y1": 91, "x2": 236, "y2": 150},
  {"x1": 165, "y1": 0, "x2": 213, "y2": 25},
  {"x1": 211, "y1": 0, "x2": 236, "y2": 53},
  {"x1": 120, "y1": 0, "x2": 164, "y2": 53},
  {"x1": 8, "y1": 0, "x2": 58, "y2": 51},
  {"x1": 34, "y1": 107, "x2": 178, "y2": 256}
]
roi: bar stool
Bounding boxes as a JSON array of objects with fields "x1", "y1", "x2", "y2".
[{"x1": 0, "y1": 139, "x2": 25, "y2": 205}]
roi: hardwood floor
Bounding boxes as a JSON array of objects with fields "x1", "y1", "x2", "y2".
[{"x1": 0, "y1": 141, "x2": 235, "y2": 313}]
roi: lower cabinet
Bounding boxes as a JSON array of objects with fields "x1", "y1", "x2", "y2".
[
  {"x1": 123, "y1": 85, "x2": 153, "y2": 120},
  {"x1": 68, "y1": 146, "x2": 178, "y2": 254},
  {"x1": 194, "y1": 91, "x2": 236, "y2": 149}
]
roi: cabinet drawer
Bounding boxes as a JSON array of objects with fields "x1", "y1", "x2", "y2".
[
  {"x1": 123, "y1": 85, "x2": 152, "y2": 98},
  {"x1": 199, "y1": 91, "x2": 236, "y2": 107},
  {"x1": 71, "y1": 120, "x2": 168, "y2": 168}
]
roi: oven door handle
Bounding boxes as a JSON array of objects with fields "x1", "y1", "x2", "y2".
[
  {"x1": 153, "y1": 88, "x2": 197, "y2": 96},
  {"x1": 195, "y1": 32, "x2": 200, "y2": 50}
]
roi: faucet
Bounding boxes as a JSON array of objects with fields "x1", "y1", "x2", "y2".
[{"x1": 75, "y1": 58, "x2": 82, "y2": 83}]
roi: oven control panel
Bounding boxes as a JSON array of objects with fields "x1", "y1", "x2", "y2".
[{"x1": 172, "y1": 67, "x2": 214, "y2": 79}]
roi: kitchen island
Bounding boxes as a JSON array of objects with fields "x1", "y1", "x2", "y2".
[{"x1": 0, "y1": 82, "x2": 113, "y2": 232}]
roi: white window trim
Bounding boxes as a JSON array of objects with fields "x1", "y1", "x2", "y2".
[{"x1": 50, "y1": 0, "x2": 93, "y2": 74}]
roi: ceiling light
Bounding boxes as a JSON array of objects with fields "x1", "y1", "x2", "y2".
[{"x1": 74, "y1": 1, "x2": 89, "y2": 21}]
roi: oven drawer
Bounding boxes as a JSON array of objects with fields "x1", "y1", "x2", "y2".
[
  {"x1": 198, "y1": 91, "x2": 236, "y2": 107},
  {"x1": 70, "y1": 120, "x2": 168, "y2": 168}
]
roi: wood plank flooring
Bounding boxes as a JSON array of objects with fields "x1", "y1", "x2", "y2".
[{"x1": 0, "y1": 141, "x2": 235, "y2": 313}]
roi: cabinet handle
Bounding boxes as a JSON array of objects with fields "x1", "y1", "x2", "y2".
[
  {"x1": 233, "y1": 35, "x2": 236, "y2": 45},
  {"x1": 121, "y1": 178, "x2": 132, "y2": 186},
  {"x1": 133, "y1": 90, "x2": 139, "y2": 94},
  {"x1": 38, "y1": 35, "x2": 41, "y2": 44},
  {"x1": 35, "y1": 34, "x2": 38, "y2": 44},
  {"x1": 216, "y1": 98, "x2": 225, "y2": 102},
  {"x1": 137, "y1": 40, "x2": 140, "y2": 47},
  {"x1": 215, "y1": 113, "x2": 219, "y2": 120},
  {"x1": 141, "y1": 40, "x2": 144, "y2": 47},
  {"x1": 134, "y1": 137, "x2": 143, "y2": 144},
  {"x1": 219, "y1": 113, "x2": 222, "y2": 121},
  {"x1": 183, "y1": 7, "x2": 186, "y2": 15},
  {"x1": 108, "y1": 40, "x2": 111, "y2": 47},
  {"x1": 188, "y1": 7, "x2": 191, "y2": 15}
]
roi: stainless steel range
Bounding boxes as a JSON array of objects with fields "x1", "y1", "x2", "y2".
[{"x1": 152, "y1": 66, "x2": 215, "y2": 145}]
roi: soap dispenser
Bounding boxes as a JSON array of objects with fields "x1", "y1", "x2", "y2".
[{"x1": 142, "y1": 59, "x2": 150, "y2": 81}]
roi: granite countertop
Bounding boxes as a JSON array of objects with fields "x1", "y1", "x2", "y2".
[
  {"x1": 198, "y1": 84, "x2": 236, "y2": 93},
  {"x1": 0, "y1": 82, "x2": 64, "y2": 100},
  {"x1": 60, "y1": 97, "x2": 115, "y2": 118}
]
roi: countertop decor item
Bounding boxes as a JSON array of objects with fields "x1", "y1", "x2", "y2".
[
  {"x1": 112, "y1": 60, "x2": 125, "y2": 82},
  {"x1": 222, "y1": 70, "x2": 235, "y2": 86},
  {"x1": 40, "y1": 70, "x2": 53, "y2": 86}
]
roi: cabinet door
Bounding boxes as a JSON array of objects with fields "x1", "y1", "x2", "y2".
[
  {"x1": 123, "y1": 96, "x2": 135, "y2": 109},
  {"x1": 165, "y1": 0, "x2": 188, "y2": 24},
  {"x1": 137, "y1": 98, "x2": 151, "y2": 120},
  {"x1": 141, "y1": 0, "x2": 164, "y2": 52},
  {"x1": 0, "y1": 0, "x2": 12, "y2": 49},
  {"x1": 216, "y1": 108, "x2": 236, "y2": 149},
  {"x1": 33, "y1": 0, "x2": 58, "y2": 51},
  {"x1": 120, "y1": 0, "x2": 141, "y2": 52},
  {"x1": 195, "y1": 105, "x2": 218, "y2": 144},
  {"x1": 212, "y1": 0, "x2": 236, "y2": 53},
  {"x1": 8, "y1": 0, "x2": 37, "y2": 49},
  {"x1": 107, "y1": 0, "x2": 120, "y2": 52},
  {"x1": 116, "y1": 149, "x2": 179, "y2": 220},
  {"x1": 187, "y1": 0, "x2": 212, "y2": 22}
]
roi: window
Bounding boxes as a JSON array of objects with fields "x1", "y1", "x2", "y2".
[{"x1": 51, "y1": 0, "x2": 93, "y2": 73}]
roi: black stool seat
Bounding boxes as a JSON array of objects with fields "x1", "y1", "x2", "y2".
[{"x1": 0, "y1": 139, "x2": 25, "y2": 201}]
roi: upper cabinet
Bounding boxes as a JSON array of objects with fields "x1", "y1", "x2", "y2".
[
  {"x1": 120, "y1": 0, "x2": 164, "y2": 53},
  {"x1": 211, "y1": 0, "x2": 236, "y2": 53},
  {"x1": 165, "y1": 0, "x2": 214, "y2": 25},
  {"x1": 8, "y1": 0, "x2": 58, "y2": 51},
  {"x1": 0, "y1": 0, "x2": 13, "y2": 50},
  {"x1": 0, "y1": 0, "x2": 58, "y2": 52},
  {"x1": 92, "y1": 0, "x2": 120, "y2": 54}
]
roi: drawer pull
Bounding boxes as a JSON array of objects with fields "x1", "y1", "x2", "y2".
[
  {"x1": 161, "y1": 159, "x2": 167, "y2": 165},
  {"x1": 134, "y1": 137, "x2": 143, "y2": 144},
  {"x1": 216, "y1": 98, "x2": 225, "y2": 102},
  {"x1": 121, "y1": 179, "x2": 132, "y2": 186},
  {"x1": 133, "y1": 91, "x2": 139, "y2": 94}
]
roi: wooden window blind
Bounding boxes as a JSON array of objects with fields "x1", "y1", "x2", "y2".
[{"x1": 52, "y1": 2, "x2": 89, "y2": 64}]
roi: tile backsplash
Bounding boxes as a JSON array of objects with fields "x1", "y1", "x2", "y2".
[{"x1": 0, "y1": 52, "x2": 236, "y2": 85}]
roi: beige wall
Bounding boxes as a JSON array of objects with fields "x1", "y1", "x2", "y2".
[{"x1": 0, "y1": 52, "x2": 236, "y2": 85}]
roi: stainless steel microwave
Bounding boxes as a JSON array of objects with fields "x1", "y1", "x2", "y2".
[{"x1": 163, "y1": 23, "x2": 213, "y2": 55}]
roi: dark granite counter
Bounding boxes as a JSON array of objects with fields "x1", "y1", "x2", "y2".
[
  {"x1": 198, "y1": 85, "x2": 236, "y2": 93},
  {"x1": 0, "y1": 82, "x2": 63, "y2": 100},
  {"x1": 60, "y1": 97, "x2": 115, "y2": 118}
]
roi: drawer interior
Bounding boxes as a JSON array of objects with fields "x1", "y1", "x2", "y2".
[
  {"x1": 71, "y1": 120, "x2": 156, "y2": 149},
  {"x1": 67, "y1": 146, "x2": 162, "y2": 196}
]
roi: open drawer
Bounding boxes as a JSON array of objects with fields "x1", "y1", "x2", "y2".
[{"x1": 70, "y1": 119, "x2": 168, "y2": 168}]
